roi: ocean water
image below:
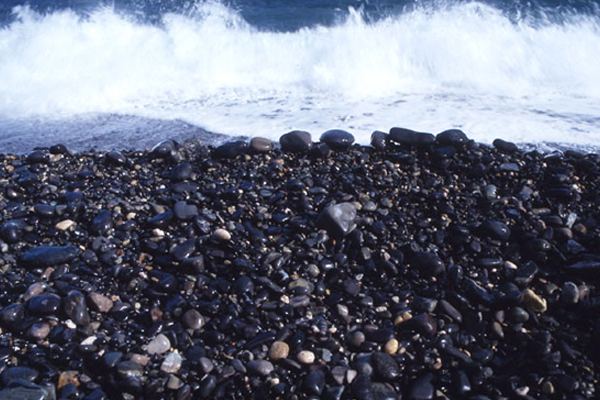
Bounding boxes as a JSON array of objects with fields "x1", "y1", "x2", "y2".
[{"x1": 0, "y1": 0, "x2": 599, "y2": 152}]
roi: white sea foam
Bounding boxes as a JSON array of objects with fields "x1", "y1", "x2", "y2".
[{"x1": 0, "y1": 1, "x2": 599, "y2": 149}]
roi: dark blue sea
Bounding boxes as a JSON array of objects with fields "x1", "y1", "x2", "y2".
[{"x1": 0, "y1": 0, "x2": 599, "y2": 151}]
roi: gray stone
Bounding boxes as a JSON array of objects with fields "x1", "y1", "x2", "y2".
[
  {"x1": 247, "y1": 360, "x2": 274, "y2": 376},
  {"x1": 147, "y1": 334, "x2": 171, "y2": 355},
  {"x1": 316, "y1": 202, "x2": 357, "y2": 237},
  {"x1": 0, "y1": 379, "x2": 54, "y2": 400}
]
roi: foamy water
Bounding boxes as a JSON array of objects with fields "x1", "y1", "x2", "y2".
[{"x1": 1, "y1": 1, "x2": 599, "y2": 151}]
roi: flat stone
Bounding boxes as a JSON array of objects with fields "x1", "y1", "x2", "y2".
[
  {"x1": 247, "y1": 360, "x2": 274, "y2": 376},
  {"x1": 21, "y1": 245, "x2": 80, "y2": 268},
  {"x1": 0, "y1": 304, "x2": 25, "y2": 327},
  {"x1": 174, "y1": 201, "x2": 198, "y2": 221},
  {"x1": 117, "y1": 361, "x2": 144, "y2": 378},
  {"x1": 389, "y1": 127, "x2": 435, "y2": 146},
  {"x1": 303, "y1": 370, "x2": 325, "y2": 395},
  {"x1": 27, "y1": 323, "x2": 51, "y2": 340}
]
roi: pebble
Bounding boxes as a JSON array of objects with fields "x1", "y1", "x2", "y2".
[
  {"x1": 280, "y1": 130, "x2": 312, "y2": 152},
  {"x1": 389, "y1": 127, "x2": 435, "y2": 146},
  {"x1": 21, "y1": 245, "x2": 80, "y2": 268},
  {"x1": 523, "y1": 288, "x2": 548, "y2": 313},
  {"x1": 411, "y1": 252, "x2": 445, "y2": 277},
  {"x1": 63, "y1": 290, "x2": 90, "y2": 326},
  {"x1": 88, "y1": 293, "x2": 114, "y2": 313},
  {"x1": 436, "y1": 129, "x2": 469, "y2": 147},
  {"x1": 147, "y1": 334, "x2": 171, "y2": 355},
  {"x1": 269, "y1": 341, "x2": 290, "y2": 360},
  {"x1": 214, "y1": 140, "x2": 248, "y2": 159},
  {"x1": 173, "y1": 201, "x2": 198, "y2": 221},
  {"x1": 561, "y1": 282, "x2": 580, "y2": 304},
  {"x1": 297, "y1": 350, "x2": 315, "y2": 364},
  {"x1": 249, "y1": 137, "x2": 274, "y2": 152},
  {"x1": 371, "y1": 352, "x2": 401, "y2": 381},
  {"x1": 370, "y1": 130, "x2": 388, "y2": 150},
  {"x1": 212, "y1": 228, "x2": 231, "y2": 241},
  {"x1": 247, "y1": 360, "x2": 274, "y2": 376},
  {"x1": 409, "y1": 373, "x2": 434, "y2": 400},
  {"x1": 316, "y1": 202, "x2": 357, "y2": 237},
  {"x1": 27, "y1": 293, "x2": 61, "y2": 315},
  {"x1": 181, "y1": 309, "x2": 204, "y2": 330},
  {"x1": 0, "y1": 379, "x2": 54, "y2": 400},
  {"x1": 161, "y1": 353, "x2": 183, "y2": 374},
  {"x1": 2, "y1": 367, "x2": 39, "y2": 384},
  {"x1": 493, "y1": 138, "x2": 518, "y2": 153},
  {"x1": 303, "y1": 370, "x2": 325, "y2": 395},
  {"x1": 117, "y1": 361, "x2": 144, "y2": 378},
  {"x1": 384, "y1": 339, "x2": 399, "y2": 355},
  {"x1": 320, "y1": 129, "x2": 355, "y2": 150}
]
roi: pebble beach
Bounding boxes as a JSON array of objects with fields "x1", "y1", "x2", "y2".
[{"x1": 0, "y1": 127, "x2": 599, "y2": 400}]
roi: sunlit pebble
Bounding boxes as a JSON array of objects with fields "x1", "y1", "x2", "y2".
[
  {"x1": 55, "y1": 219, "x2": 76, "y2": 231},
  {"x1": 153, "y1": 228, "x2": 165, "y2": 237},
  {"x1": 81, "y1": 336, "x2": 97, "y2": 346},
  {"x1": 297, "y1": 351, "x2": 315, "y2": 364},
  {"x1": 65, "y1": 320, "x2": 77, "y2": 329}
]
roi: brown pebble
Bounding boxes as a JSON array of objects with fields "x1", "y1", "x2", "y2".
[{"x1": 269, "y1": 341, "x2": 290, "y2": 360}]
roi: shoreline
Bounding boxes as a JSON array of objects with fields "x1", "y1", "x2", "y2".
[{"x1": 0, "y1": 127, "x2": 599, "y2": 400}]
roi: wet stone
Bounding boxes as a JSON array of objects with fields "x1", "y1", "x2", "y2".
[
  {"x1": 371, "y1": 352, "x2": 401, "y2": 381},
  {"x1": 493, "y1": 138, "x2": 518, "y2": 153},
  {"x1": 389, "y1": 127, "x2": 435, "y2": 146},
  {"x1": 28, "y1": 293, "x2": 61, "y2": 315},
  {"x1": 409, "y1": 373, "x2": 434, "y2": 400},
  {"x1": 0, "y1": 220, "x2": 24, "y2": 243},
  {"x1": 303, "y1": 370, "x2": 325, "y2": 395},
  {"x1": 316, "y1": 202, "x2": 357, "y2": 237},
  {"x1": 21, "y1": 245, "x2": 80, "y2": 268},
  {"x1": 352, "y1": 375, "x2": 373, "y2": 400},
  {"x1": 151, "y1": 139, "x2": 177, "y2": 158},
  {"x1": 27, "y1": 323, "x2": 51, "y2": 340},
  {"x1": 280, "y1": 130, "x2": 312, "y2": 152},
  {"x1": 63, "y1": 290, "x2": 90, "y2": 326},
  {"x1": 247, "y1": 360, "x2": 274, "y2": 376},
  {"x1": 411, "y1": 252, "x2": 445, "y2": 277},
  {"x1": 2, "y1": 367, "x2": 39, "y2": 384},
  {"x1": 214, "y1": 140, "x2": 247, "y2": 159},
  {"x1": 173, "y1": 201, "x2": 198, "y2": 221},
  {"x1": 371, "y1": 131, "x2": 388, "y2": 150},
  {"x1": 181, "y1": 309, "x2": 204, "y2": 330},
  {"x1": 170, "y1": 162, "x2": 192, "y2": 181},
  {"x1": 0, "y1": 379, "x2": 53, "y2": 400},
  {"x1": 0, "y1": 304, "x2": 25, "y2": 327},
  {"x1": 482, "y1": 220, "x2": 511, "y2": 241},
  {"x1": 372, "y1": 383, "x2": 399, "y2": 400},
  {"x1": 105, "y1": 150, "x2": 126, "y2": 165},
  {"x1": 171, "y1": 239, "x2": 196, "y2": 261},
  {"x1": 249, "y1": 137, "x2": 274, "y2": 152},
  {"x1": 436, "y1": 129, "x2": 469, "y2": 147},
  {"x1": 561, "y1": 282, "x2": 580, "y2": 304},
  {"x1": 320, "y1": 129, "x2": 355, "y2": 150}
]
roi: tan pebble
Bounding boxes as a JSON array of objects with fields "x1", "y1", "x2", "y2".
[
  {"x1": 384, "y1": 338, "x2": 399, "y2": 355},
  {"x1": 297, "y1": 350, "x2": 315, "y2": 364},
  {"x1": 55, "y1": 219, "x2": 76, "y2": 231},
  {"x1": 523, "y1": 288, "x2": 547, "y2": 313},
  {"x1": 541, "y1": 380, "x2": 554, "y2": 395},
  {"x1": 213, "y1": 228, "x2": 231, "y2": 241},
  {"x1": 269, "y1": 341, "x2": 290, "y2": 360},
  {"x1": 57, "y1": 371, "x2": 80, "y2": 390}
]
